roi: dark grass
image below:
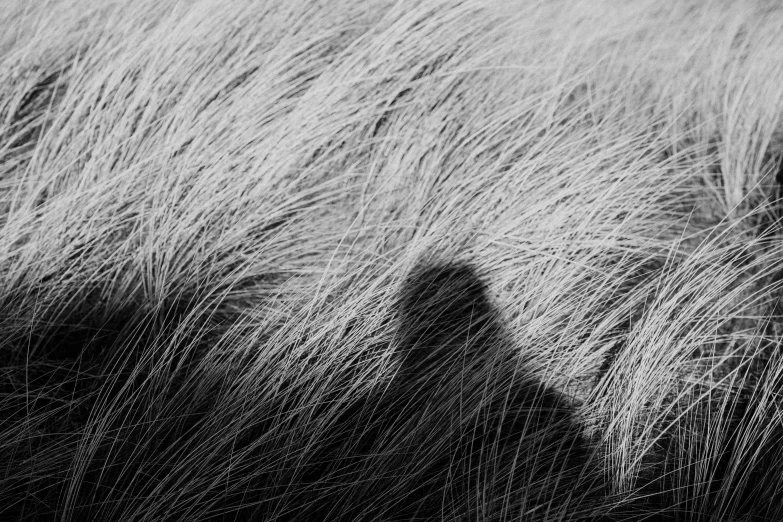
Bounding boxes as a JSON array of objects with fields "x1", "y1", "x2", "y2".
[{"x1": 6, "y1": 260, "x2": 782, "y2": 520}]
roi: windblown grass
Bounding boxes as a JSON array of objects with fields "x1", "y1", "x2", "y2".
[{"x1": 2, "y1": 0, "x2": 783, "y2": 520}]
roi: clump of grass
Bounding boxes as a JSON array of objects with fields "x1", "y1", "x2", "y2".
[{"x1": 2, "y1": 0, "x2": 783, "y2": 520}]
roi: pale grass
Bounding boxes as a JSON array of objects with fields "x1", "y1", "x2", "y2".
[{"x1": 2, "y1": 0, "x2": 783, "y2": 520}]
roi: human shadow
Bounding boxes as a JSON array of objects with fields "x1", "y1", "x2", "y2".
[{"x1": 268, "y1": 262, "x2": 605, "y2": 521}]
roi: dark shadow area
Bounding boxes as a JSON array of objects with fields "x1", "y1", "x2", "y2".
[
  {"x1": 0, "y1": 285, "x2": 225, "y2": 522},
  {"x1": 6, "y1": 260, "x2": 780, "y2": 521}
]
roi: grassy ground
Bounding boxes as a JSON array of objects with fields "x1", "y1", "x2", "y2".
[{"x1": 2, "y1": 0, "x2": 783, "y2": 520}]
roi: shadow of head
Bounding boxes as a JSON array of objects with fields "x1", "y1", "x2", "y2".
[{"x1": 395, "y1": 262, "x2": 502, "y2": 376}]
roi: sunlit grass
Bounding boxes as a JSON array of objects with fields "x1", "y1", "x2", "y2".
[{"x1": 2, "y1": 0, "x2": 783, "y2": 520}]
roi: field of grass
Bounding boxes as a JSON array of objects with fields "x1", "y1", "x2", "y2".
[{"x1": 2, "y1": 0, "x2": 783, "y2": 520}]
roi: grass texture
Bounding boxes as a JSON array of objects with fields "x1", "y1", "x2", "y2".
[{"x1": 2, "y1": 0, "x2": 783, "y2": 520}]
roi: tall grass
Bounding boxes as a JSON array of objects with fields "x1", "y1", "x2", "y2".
[{"x1": 2, "y1": 0, "x2": 783, "y2": 520}]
